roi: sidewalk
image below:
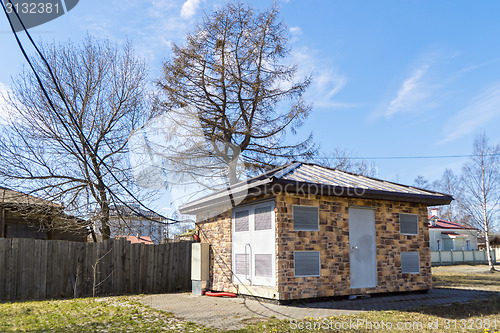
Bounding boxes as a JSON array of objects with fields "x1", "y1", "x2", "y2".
[{"x1": 139, "y1": 288, "x2": 494, "y2": 330}]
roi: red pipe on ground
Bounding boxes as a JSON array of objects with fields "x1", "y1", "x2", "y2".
[{"x1": 204, "y1": 291, "x2": 237, "y2": 297}]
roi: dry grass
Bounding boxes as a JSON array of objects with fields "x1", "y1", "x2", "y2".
[{"x1": 432, "y1": 264, "x2": 500, "y2": 291}]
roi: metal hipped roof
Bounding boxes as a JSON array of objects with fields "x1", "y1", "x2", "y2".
[{"x1": 179, "y1": 162, "x2": 453, "y2": 214}]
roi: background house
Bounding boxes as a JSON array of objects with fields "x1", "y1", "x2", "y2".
[
  {"x1": 0, "y1": 186, "x2": 88, "y2": 242},
  {"x1": 109, "y1": 204, "x2": 165, "y2": 244},
  {"x1": 428, "y1": 209, "x2": 478, "y2": 251},
  {"x1": 181, "y1": 162, "x2": 452, "y2": 302}
]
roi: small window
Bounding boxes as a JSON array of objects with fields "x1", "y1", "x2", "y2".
[
  {"x1": 293, "y1": 206, "x2": 319, "y2": 231},
  {"x1": 234, "y1": 210, "x2": 249, "y2": 232},
  {"x1": 401, "y1": 252, "x2": 420, "y2": 274},
  {"x1": 436, "y1": 239, "x2": 441, "y2": 251},
  {"x1": 399, "y1": 213, "x2": 418, "y2": 235},
  {"x1": 294, "y1": 251, "x2": 320, "y2": 277},
  {"x1": 254, "y1": 206, "x2": 272, "y2": 231},
  {"x1": 235, "y1": 254, "x2": 249, "y2": 275},
  {"x1": 254, "y1": 254, "x2": 273, "y2": 277}
]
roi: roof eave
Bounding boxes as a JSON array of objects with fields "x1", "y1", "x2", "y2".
[{"x1": 179, "y1": 178, "x2": 452, "y2": 215}]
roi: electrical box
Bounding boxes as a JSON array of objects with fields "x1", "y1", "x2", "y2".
[{"x1": 191, "y1": 242, "x2": 209, "y2": 281}]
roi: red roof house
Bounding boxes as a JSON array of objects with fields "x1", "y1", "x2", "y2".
[{"x1": 428, "y1": 214, "x2": 478, "y2": 251}]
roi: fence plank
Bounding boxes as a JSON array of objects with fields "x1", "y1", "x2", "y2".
[
  {"x1": 0, "y1": 239, "x2": 8, "y2": 300},
  {"x1": 22, "y1": 238, "x2": 35, "y2": 300},
  {"x1": 74, "y1": 243, "x2": 85, "y2": 298},
  {"x1": 39, "y1": 240, "x2": 48, "y2": 299},
  {"x1": 121, "y1": 239, "x2": 128, "y2": 294},
  {"x1": 146, "y1": 244, "x2": 154, "y2": 293},
  {"x1": 184, "y1": 242, "x2": 192, "y2": 290},
  {"x1": 33, "y1": 240, "x2": 42, "y2": 299},
  {"x1": 9, "y1": 238, "x2": 19, "y2": 300},
  {"x1": 157, "y1": 243, "x2": 166, "y2": 293}
]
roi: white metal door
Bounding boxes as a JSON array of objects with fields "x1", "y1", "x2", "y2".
[
  {"x1": 232, "y1": 201, "x2": 275, "y2": 287},
  {"x1": 349, "y1": 208, "x2": 377, "y2": 289}
]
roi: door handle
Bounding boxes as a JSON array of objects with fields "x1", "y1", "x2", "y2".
[
  {"x1": 245, "y1": 243, "x2": 251, "y2": 282},
  {"x1": 351, "y1": 246, "x2": 358, "y2": 250}
]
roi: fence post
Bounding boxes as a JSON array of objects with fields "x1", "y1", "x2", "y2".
[
  {"x1": 438, "y1": 250, "x2": 442, "y2": 265},
  {"x1": 461, "y1": 250, "x2": 465, "y2": 263},
  {"x1": 472, "y1": 250, "x2": 476, "y2": 262}
]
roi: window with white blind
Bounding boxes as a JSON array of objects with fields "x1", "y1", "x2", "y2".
[
  {"x1": 234, "y1": 254, "x2": 249, "y2": 275},
  {"x1": 399, "y1": 213, "x2": 418, "y2": 235},
  {"x1": 294, "y1": 251, "x2": 321, "y2": 277},
  {"x1": 234, "y1": 210, "x2": 249, "y2": 232},
  {"x1": 254, "y1": 206, "x2": 272, "y2": 231},
  {"x1": 293, "y1": 205, "x2": 319, "y2": 231},
  {"x1": 401, "y1": 252, "x2": 420, "y2": 274},
  {"x1": 254, "y1": 254, "x2": 273, "y2": 277}
]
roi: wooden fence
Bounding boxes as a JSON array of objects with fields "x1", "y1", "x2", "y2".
[
  {"x1": 431, "y1": 249, "x2": 496, "y2": 266},
  {"x1": 0, "y1": 238, "x2": 192, "y2": 301}
]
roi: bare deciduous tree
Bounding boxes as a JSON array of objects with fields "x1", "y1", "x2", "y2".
[
  {"x1": 158, "y1": 2, "x2": 316, "y2": 185},
  {"x1": 432, "y1": 168, "x2": 465, "y2": 222},
  {"x1": 0, "y1": 36, "x2": 157, "y2": 239},
  {"x1": 460, "y1": 134, "x2": 500, "y2": 271},
  {"x1": 413, "y1": 175, "x2": 432, "y2": 190},
  {"x1": 316, "y1": 148, "x2": 377, "y2": 177}
]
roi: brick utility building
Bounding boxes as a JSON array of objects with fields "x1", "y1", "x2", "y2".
[{"x1": 180, "y1": 162, "x2": 452, "y2": 302}]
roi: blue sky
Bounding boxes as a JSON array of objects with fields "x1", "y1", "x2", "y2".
[{"x1": 1, "y1": 0, "x2": 500, "y2": 214}]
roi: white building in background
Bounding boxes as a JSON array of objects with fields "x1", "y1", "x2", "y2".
[
  {"x1": 428, "y1": 210, "x2": 479, "y2": 251},
  {"x1": 109, "y1": 204, "x2": 165, "y2": 244},
  {"x1": 165, "y1": 218, "x2": 195, "y2": 240}
]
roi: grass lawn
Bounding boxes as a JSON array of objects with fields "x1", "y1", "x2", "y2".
[
  {"x1": 1, "y1": 266, "x2": 498, "y2": 332},
  {"x1": 0, "y1": 297, "x2": 208, "y2": 332}
]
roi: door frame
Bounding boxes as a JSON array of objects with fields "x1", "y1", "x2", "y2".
[{"x1": 231, "y1": 200, "x2": 276, "y2": 287}]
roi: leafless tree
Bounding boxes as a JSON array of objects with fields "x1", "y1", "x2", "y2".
[
  {"x1": 432, "y1": 169, "x2": 466, "y2": 222},
  {"x1": 460, "y1": 134, "x2": 500, "y2": 271},
  {"x1": 315, "y1": 148, "x2": 377, "y2": 177},
  {"x1": 413, "y1": 175, "x2": 432, "y2": 190},
  {"x1": 157, "y1": 2, "x2": 316, "y2": 185},
  {"x1": 0, "y1": 36, "x2": 158, "y2": 239}
]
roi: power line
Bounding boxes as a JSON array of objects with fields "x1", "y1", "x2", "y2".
[
  {"x1": 315, "y1": 153, "x2": 500, "y2": 161},
  {"x1": 0, "y1": 1, "x2": 181, "y2": 227}
]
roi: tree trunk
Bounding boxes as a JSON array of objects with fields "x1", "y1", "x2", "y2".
[
  {"x1": 481, "y1": 161, "x2": 495, "y2": 271},
  {"x1": 483, "y1": 217, "x2": 495, "y2": 271},
  {"x1": 227, "y1": 159, "x2": 239, "y2": 185}
]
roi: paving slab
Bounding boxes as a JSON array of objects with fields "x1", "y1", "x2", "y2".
[{"x1": 139, "y1": 288, "x2": 495, "y2": 330}]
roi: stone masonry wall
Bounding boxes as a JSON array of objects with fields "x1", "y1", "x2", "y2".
[
  {"x1": 275, "y1": 193, "x2": 431, "y2": 300},
  {"x1": 196, "y1": 210, "x2": 236, "y2": 293}
]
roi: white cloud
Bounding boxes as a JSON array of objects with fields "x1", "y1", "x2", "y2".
[
  {"x1": 290, "y1": 26, "x2": 302, "y2": 36},
  {"x1": 291, "y1": 48, "x2": 351, "y2": 109},
  {"x1": 181, "y1": 0, "x2": 201, "y2": 19},
  {"x1": 385, "y1": 64, "x2": 430, "y2": 118},
  {"x1": 439, "y1": 83, "x2": 500, "y2": 144}
]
